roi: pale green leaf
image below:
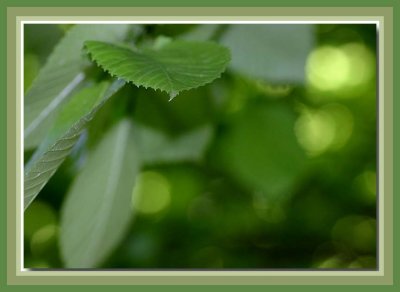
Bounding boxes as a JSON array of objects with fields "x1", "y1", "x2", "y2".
[
  {"x1": 60, "y1": 119, "x2": 139, "y2": 268},
  {"x1": 24, "y1": 80, "x2": 125, "y2": 210},
  {"x1": 85, "y1": 40, "x2": 230, "y2": 99},
  {"x1": 24, "y1": 24, "x2": 130, "y2": 149},
  {"x1": 220, "y1": 24, "x2": 315, "y2": 83},
  {"x1": 135, "y1": 124, "x2": 213, "y2": 164}
]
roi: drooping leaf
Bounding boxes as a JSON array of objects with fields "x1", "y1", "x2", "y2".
[
  {"x1": 135, "y1": 124, "x2": 213, "y2": 164},
  {"x1": 220, "y1": 24, "x2": 315, "y2": 83},
  {"x1": 84, "y1": 40, "x2": 230, "y2": 99},
  {"x1": 24, "y1": 24, "x2": 130, "y2": 149},
  {"x1": 24, "y1": 80, "x2": 125, "y2": 210},
  {"x1": 212, "y1": 101, "x2": 307, "y2": 200},
  {"x1": 60, "y1": 119, "x2": 139, "y2": 268}
]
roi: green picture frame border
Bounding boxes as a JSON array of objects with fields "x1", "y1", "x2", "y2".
[{"x1": 0, "y1": 0, "x2": 397, "y2": 288}]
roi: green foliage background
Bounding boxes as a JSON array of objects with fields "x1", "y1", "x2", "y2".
[{"x1": 23, "y1": 23, "x2": 377, "y2": 269}]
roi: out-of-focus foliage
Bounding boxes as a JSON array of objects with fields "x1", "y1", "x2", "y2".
[
  {"x1": 60, "y1": 119, "x2": 139, "y2": 268},
  {"x1": 220, "y1": 24, "x2": 314, "y2": 83},
  {"x1": 24, "y1": 24, "x2": 130, "y2": 149},
  {"x1": 24, "y1": 23, "x2": 376, "y2": 269}
]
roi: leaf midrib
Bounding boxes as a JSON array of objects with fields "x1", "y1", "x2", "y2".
[
  {"x1": 80, "y1": 122, "x2": 130, "y2": 265},
  {"x1": 24, "y1": 73, "x2": 85, "y2": 139}
]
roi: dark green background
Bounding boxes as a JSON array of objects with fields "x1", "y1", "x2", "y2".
[{"x1": 23, "y1": 23, "x2": 378, "y2": 270}]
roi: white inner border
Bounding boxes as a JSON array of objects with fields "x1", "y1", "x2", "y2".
[{"x1": 20, "y1": 20, "x2": 382, "y2": 277}]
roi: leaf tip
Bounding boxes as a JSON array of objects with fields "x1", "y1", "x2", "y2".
[{"x1": 168, "y1": 91, "x2": 178, "y2": 101}]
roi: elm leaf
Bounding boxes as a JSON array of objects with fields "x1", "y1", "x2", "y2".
[{"x1": 84, "y1": 40, "x2": 230, "y2": 99}]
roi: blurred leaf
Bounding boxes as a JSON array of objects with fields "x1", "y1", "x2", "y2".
[
  {"x1": 24, "y1": 80, "x2": 125, "y2": 210},
  {"x1": 133, "y1": 85, "x2": 214, "y2": 135},
  {"x1": 24, "y1": 54, "x2": 40, "y2": 92},
  {"x1": 86, "y1": 84, "x2": 136, "y2": 149},
  {"x1": 213, "y1": 101, "x2": 307, "y2": 199},
  {"x1": 60, "y1": 119, "x2": 139, "y2": 268},
  {"x1": 152, "y1": 24, "x2": 199, "y2": 37},
  {"x1": 165, "y1": 87, "x2": 216, "y2": 131},
  {"x1": 135, "y1": 124, "x2": 213, "y2": 164},
  {"x1": 152, "y1": 35, "x2": 173, "y2": 50},
  {"x1": 24, "y1": 24, "x2": 129, "y2": 149},
  {"x1": 58, "y1": 24, "x2": 75, "y2": 33},
  {"x1": 24, "y1": 24, "x2": 64, "y2": 63},
  {"x1": 220, "y1": 24, "x2": 315, "y2": 83},
  {"x1": 163, "y1": 166, "x2": 205, "y2": 216},
  {"x1": 180, "y1": 24, "x2": 220, "y2": 41},
  {"x1": 85, "y1": 40, "x2": 230, "y2": 99}
]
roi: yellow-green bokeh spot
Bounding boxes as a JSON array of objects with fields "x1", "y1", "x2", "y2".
[
  {"x1": 30, "y1": 224, "x2": 58, "y2": 257},
  {"x1": 331, "y1": 216, "x2": 376, "y2": 254},
  {"x1": 132, "y1": 171, "x2": 171, "y2": 215},
  {"x1": 354, "y1": 170, "x2": 377, "y2": 205},
  {"x1": 24, "y1": 201, "x2": 57, "y2": 238},
  {"x1": 306, "y1": 43, "x2": 375, "y2": 95},
  {"x1": 295, "y1": 103, "x2": 354, "y2": 156},
  {"x1": 307, "y1": 46, "x2": 350, "y2": 91}
]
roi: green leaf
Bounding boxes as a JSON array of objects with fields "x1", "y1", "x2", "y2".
[
  {"x1": 220, "y1": 24, "x2": 314, "y2": 83},
  {"x1": 135, "y1": 124, "x2": 213, "y2": 164},
  {"x1": 84, "y1": 40, "x2": 230, "y2": 99},
  {"x1": 212, "y1": 101, "x2": 307, "y2": 200},
  {"x1": 24, "y1": 80, "x2": 125, "y2": 210},
  {"x1": 60, "y1": 119, "x2": 139, "y2": 268},
  {"x1": 24, "y1": 24, "x2": 130, "y2": 149}
]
